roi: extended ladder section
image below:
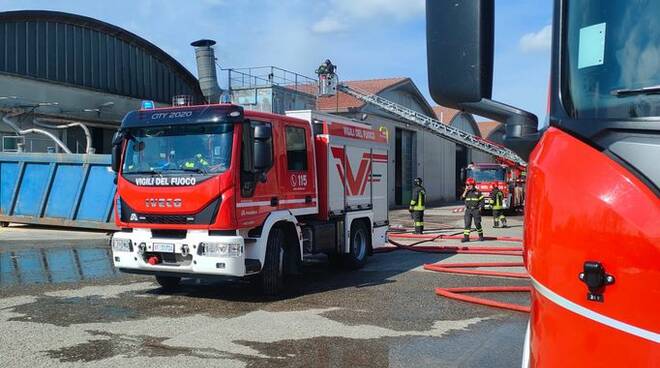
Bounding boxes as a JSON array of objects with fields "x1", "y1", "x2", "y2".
[{"x1": 336, "y1": 83, "x2": 527, "y2": 167}]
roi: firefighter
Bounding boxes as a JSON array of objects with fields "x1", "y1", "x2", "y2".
[
  {"x1": 315, "y1": 59, "x2": 336, "y2": 76},
  {"x1": 409, "y1": 177, "x2": 426, "y2": 234},
  {"x1": 491, "y1": 183, "x2": 507, "y2": 228},
  {"x1": 461, "y1": 177, "x2": 485, "y2": 242},
  {"x1": 183, "y1": 153, "x2": 209, "y2": 170}
]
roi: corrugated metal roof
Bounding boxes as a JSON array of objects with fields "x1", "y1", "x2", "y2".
[{"x1": 0, "y1": 10, "x2": 203, "y2": 102}]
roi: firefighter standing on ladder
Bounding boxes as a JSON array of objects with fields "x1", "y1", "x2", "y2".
[
  {"x1": 461, "y1": 177, "x2": 485, "y2": 242},
  {"x1": 409, "y1": 177, "x2": 426, "y2": 234},
  {"x1": 490, "y1": 183, "x2": 507, "y2": 228}
]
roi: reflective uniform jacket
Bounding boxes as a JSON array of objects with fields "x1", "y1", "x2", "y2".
[
  {"x1": 184, "y1": 154, "x2": 209, "y2": 169},
  {"x1": 409, "y1": 185, "x2": 426, "y2": 212},
  {"x1": 463, "y1": 188, "x2": 484, "y2": 210},
  {"x1": 491, "y1": 187, "x2": 504, "y2": 210}
]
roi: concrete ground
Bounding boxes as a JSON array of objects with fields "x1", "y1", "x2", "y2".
[{"x1": 0, "y1": 205, "x2": 528, "y2": 368}]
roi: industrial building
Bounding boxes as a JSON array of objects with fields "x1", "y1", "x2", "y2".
[
  {"x1": 0, "y1": 10, "x2": 203, "y2": 154},
  {"x1": 0, "y1": 10, "x2": 496, "y2": 209}
]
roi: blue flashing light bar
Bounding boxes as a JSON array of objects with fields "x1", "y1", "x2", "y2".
[{"x1": 141, "y1": 100, "x2": 155, "y2": 110}]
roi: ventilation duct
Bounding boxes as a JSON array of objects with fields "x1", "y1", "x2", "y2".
[{"x1": 191, "y1": 39, "x2": 223, "y2": 103}]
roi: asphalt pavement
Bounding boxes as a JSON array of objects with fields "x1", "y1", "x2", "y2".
[{"x1": 0, "y1": 205, "x2": 528, "y2": 368}]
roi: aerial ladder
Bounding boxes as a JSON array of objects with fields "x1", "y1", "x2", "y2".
[{"x1": 315, "y1": 62, "x2": 526, "y2": 166}]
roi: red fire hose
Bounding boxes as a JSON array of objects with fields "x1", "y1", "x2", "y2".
[
  {"x1": 434, "y1": 286, "x2": 532, "y2": 313},
  {"x1": 383, "y1": 227, "x2": 531, "y2": 313},
  {"x1": 389, "y1": 232, "x2": 523, "y2": 243},
  {"x1": 423, "y1": 262, "x2": 528, "y2": 279}
]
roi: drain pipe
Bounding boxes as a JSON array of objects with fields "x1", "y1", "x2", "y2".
[
  {"x1": 32, "y1": 118, "x2": 93, "y2": 153},
  {"x1": 1, "y1": 112, "x2": 72, "y2": 153}
]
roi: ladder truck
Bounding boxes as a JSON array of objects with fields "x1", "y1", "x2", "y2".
[
  {"x1": 317, "y1": 66, "x2": 527, "y2": 167},
  {"x1": 317, "y1": 61, "x2": 527, "y2": 210}
]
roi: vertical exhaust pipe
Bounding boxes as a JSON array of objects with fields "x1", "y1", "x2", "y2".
[{"x1": 191, "y1": 39, "x2": 223, "y2": 103}]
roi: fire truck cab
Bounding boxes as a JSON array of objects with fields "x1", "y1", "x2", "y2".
[
  {"x1": 110, "y1": 105, "x2": 388, "y2": 294},
  {"x1": 464, "y1": 162, "x2": 523, "y2": 211}
]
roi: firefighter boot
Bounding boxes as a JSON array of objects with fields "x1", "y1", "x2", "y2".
[
  {"x1": 493, "y1": 218, "x2": 500, "y2": 228},
  {"x1": 501, "y1": 217, "x2": 507, "y2": 228}
]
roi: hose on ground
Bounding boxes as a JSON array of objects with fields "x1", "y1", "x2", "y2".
[{"x1": 382, "y1": 224, "x2": 531, "y2": 313}]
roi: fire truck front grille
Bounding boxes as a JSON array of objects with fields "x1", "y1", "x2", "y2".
[{"x1": 143, "y1": 215, "x2": 190, "y2": 224}]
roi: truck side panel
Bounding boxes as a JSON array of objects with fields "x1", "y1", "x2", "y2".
[{"x1": 370, "y1": 149, "x2": 388, "y2": 225}]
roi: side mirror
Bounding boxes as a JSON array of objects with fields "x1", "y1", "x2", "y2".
[
  {"x1": 426, "y1": 0, "x2": 539, "y2": 161},
  {"x1": 252, "y1": 125, "x2": 272, "y2": 171},
  {"x1": 111, "y1": 132, "x2": 123, "y2": 173},
  {"x1": 426, "y1": 0, "x2": 494, "y2": 107}
]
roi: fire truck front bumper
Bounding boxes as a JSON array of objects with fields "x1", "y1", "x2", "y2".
[{"x1": 111, "y1": 229, "x2": 258, "y2": 278}]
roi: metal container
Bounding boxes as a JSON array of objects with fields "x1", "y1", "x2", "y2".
[{"x1": 0, "y1": 152, "x2": 117, "y2": 230}]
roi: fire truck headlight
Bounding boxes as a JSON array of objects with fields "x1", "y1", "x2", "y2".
[
  {"x1": 200, "y1": 242, "x2": 243, "y2": 257},
  {"x1": 227, "y1": 243, "x2": 243, "y2": 257},
  {"x1": 112, "y1": 238, "x2": 132, "y2": 252}
]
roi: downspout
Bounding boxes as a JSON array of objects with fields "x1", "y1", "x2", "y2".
[
  {"x1": 1, "y1": 112, "x2": 72, "y2": 153},
  {"x1": 32, "y1": 118, "x2": 93, "y2": 153}
]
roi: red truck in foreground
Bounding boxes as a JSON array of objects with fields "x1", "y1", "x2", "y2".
[
  {"x1": 427, "y1": 0, "x2": 659, "y2": 366},
  {"x1": 110, "y1": 106, "x2": 388, "y2": 294}
]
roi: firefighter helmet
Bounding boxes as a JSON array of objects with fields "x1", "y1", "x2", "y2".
[
  {"x1": 466, "y1": 178, "x2": 476, "y2": 186},
  {"x1": 414, "y1": 177, "x2": 423, "y2": 186}
]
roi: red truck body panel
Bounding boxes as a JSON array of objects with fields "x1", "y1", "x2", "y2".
[{"x1": 525, "y1": 127, "x2": 660, "y2": 366}]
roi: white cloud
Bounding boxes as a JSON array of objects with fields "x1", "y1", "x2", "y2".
[
  {"x1": 336, "y1": 0, "x2": 424, "y2": 20},
  {"x1": 520, "y1": 25, "x2": 552, "y2": 52},
  {"x1": 311, "y1": 0, "x2": 424, "y2": 33},
  {"x1": 311, "y1": 16, "x2": 347, "y2": 33}
]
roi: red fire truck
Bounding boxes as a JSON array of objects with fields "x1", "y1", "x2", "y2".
[
  {"x1": 110, "y1": 106, "x2": 388, "y2": 294},
  {"x1": 427, "y1": 0, "x2": 659, "y2": 366},
  {"x1": 464, "y1": 162, "x2": 525, "y2": 212}
]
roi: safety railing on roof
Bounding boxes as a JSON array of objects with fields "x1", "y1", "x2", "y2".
[{"x1": 223, "y1": 66, "x2": 317, "y2": 93}]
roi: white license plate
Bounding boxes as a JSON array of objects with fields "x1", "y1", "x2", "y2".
[{"x1": 153, "y1": 243, "x2": 175, "y2": 253}]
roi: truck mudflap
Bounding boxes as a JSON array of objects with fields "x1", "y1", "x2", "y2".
[{"x1": 111, "y1": 228, "x2": 256, "y2": 277}]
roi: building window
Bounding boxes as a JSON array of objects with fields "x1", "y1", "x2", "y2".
[{"x1": 285, "y1": 126, "x2": 307, "y2": 171}]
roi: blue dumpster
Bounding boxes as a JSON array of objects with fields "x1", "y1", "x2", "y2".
[{"x1": 0, "y1": 152, "x2": 117, "y2": 230}]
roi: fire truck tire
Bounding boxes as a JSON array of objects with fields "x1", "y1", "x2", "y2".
[
  {"x1": 259, "y1": 226, "x2": 285, "y2": 295},
  {"x1": 343, "y1": 220, "x2": 369, "y2": 269},
  {"x1": 155, "y1": 276, "x2": 181, "y2": 290}
]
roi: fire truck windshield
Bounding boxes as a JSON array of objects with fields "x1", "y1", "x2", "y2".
[
  {"x1": 122, "y1": 124, "x2": 233, "y2": 175},
  {"x1": 466, "y1": 168, "x2": 505, "y2": 182},
  {"x1": 563, "y1": 0, "x2": 660, "y2": 119}
]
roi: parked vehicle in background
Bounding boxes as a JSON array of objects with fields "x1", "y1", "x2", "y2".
[{"x1": 463, "y1": 161, "x2": 525, "y2": 212}]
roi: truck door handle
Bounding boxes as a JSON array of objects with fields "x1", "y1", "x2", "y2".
[
  {"x1": 579, "y1": 261, "x2": 615, "y2": 302},
  {"x1": 305, "y1": 196, "x2": 312, "y2": 203},
  {"x1": 270, "y1": 197, "x2": 279, "y2": 207}
]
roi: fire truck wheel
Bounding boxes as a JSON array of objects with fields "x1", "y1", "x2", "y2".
[
  {"x1": 259, "y1": 226, "x2": 285, "y2": 295},
  {"x1": 155, "y1": 276, "x2": 181, "y2": 290},
  {"x1": 343, "y1": 220, "x2": 369, "y2": 269}
]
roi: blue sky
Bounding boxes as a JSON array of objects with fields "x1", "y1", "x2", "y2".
[{"x1": 1, "y1": 0, "x2": 552, "y2": 120}]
